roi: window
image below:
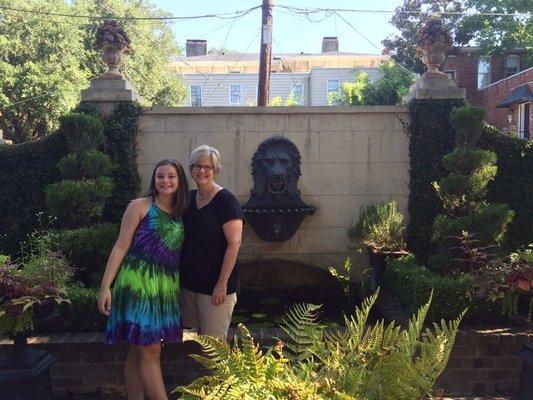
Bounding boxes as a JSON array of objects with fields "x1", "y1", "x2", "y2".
[
  {"x1": 291, "y1": 83, "x2": 304, "y2": 105},
  {"x1": 444, "y1": 70, "x2": 456, "y2": 80},
  {"x1": 518, "y1": 102, "x2": 530, "y2": 140},
  {"x1": 327, "y1": 79, "x2": 340, "y2": 103},
  {"x1": 505, "y1": 55, "x2": 520, "y2": 77},
  {"x1": 477, "y1": 57, "x2": 491, "y2": 89},
  {"x1": 190, "y1": 85, "x2": 202, "y2": 107},
  {"x1": 229, "y1": 85, "x2": 243, "y2": 104}
]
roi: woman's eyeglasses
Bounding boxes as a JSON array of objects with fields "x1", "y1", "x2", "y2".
[{"x1": 192, "y1": 164, "x2": 214, "y2": 172}]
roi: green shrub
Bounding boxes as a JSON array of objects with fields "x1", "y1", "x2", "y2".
[
  {"x1": 479, "y1": 126, "x2": 533, "y2": 249},
  {"x1": 59, "y1": 113, "x2": 105, "y2": 154},
  {"x1": 54, "y1": 284, "x2": 106, "y2": 332},
  {"x1": 58, "y1": 223, "x2": 119, "y2": 286},
  {"x1": 349, "y1": 201, "x2": 406, "y2": 252},
  {"x1": 384, "y1": 255, "x2": 493, "y2": 323},
  {"x1": 45, "y1": 177, "x2": 113, "y2": 228},
  {"x1": 0, "y1": 132, "x2": 68, "y2": 256},
  {"x1": 432, "y1": 106, "x2": 514, "y2": 273}
]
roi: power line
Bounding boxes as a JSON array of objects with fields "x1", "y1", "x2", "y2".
[
  {"x1": 0, "y1": 91, "x2": 55, "y2": 110},
  {"x1": 0, "y1": 4, "x2": 262, "y2": 21},
  {"x1": 0, "y1": 4, "x2": 529, "y2": 20}
]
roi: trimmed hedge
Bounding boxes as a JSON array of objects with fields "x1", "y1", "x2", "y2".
[
  {"x1": 384, "y1": 255, "x2": 495, "y2": 324},
  {"x1": 407, "y1": 98, "x2": 466, "y2": 262},
  {"x1": 0, "y1": 101, "x2": 141, "y2": 259},
  {"x1": 479, "y1": 126, "x2": 533, "y2": 250},
  {"x1": 407, "y1": 99, "x2": 533, "y2": 261},
  {"x1": 0, "y1": 132, "x2": 68, "y2": 256}
]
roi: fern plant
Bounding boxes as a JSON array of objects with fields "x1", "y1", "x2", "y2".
[{"x1": 176, "y1": 290, "x2": 464, "y2": 400}]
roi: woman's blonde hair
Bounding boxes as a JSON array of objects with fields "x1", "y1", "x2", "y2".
[{"x1": 188, "y1": 145, "x2": 222, "y2": 175}]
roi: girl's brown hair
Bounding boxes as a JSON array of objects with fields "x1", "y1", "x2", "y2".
[{"x1": 146, "y1": 159, "x2": 189, "y2": 216}]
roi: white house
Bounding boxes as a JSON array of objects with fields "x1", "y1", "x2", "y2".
[{"x1": 171, "y1": 37, "x2": 388, "y2": 106}]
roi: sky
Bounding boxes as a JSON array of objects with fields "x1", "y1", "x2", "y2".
[{"x1": 151, "y1": 1, "x2": 404, "y2": 55}]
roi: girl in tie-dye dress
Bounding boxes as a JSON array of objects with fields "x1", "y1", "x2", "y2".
[{"x1": 98, "y1": 159, "x2": 189, "y2": 400}]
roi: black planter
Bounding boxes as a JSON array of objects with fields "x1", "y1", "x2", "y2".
[
  {"x1": 367, "y1": 248, "x2": 408, "y2": 292},
  {"x1": 0, "y1": 334, "x2": 55, "y2": 400},
  {"x1": 515, "y1": 342, "x2": 533, "y2": 400}
]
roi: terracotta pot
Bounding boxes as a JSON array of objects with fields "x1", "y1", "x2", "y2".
[{"x1": 367, "y1": 247, "x2": 409, "y2": 292}]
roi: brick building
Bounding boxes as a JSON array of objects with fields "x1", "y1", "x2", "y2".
[{"x1": 442, "y1": 47, "x2": 532, "y2": 139}]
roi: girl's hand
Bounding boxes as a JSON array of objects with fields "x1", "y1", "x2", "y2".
[{"x1": 98, "y1": 287, "x2": 112, "y2": 316}]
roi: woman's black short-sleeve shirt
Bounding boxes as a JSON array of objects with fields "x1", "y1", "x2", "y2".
[{"x1": 181, "y1": 188, "x2": 244, "y2": 295}]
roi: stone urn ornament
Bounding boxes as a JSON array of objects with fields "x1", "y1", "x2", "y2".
[
  {"x1": 417, "y1": 18, "x2": 452, "y2": 78},
  {"x1": 95, "y1": 19, "x2": 131, "y2": 78}
]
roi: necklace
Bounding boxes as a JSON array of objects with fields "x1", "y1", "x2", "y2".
[{"x1": 197, "y1": 185, "x2": 216, "y2": 202}]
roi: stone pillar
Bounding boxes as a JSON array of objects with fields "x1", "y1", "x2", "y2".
[
  {"x1": 81, "y1": 19, "x2": 140, "y2": 115},
  {"x1": 81, "y1": 76, "x2": 139, "y2": 116},
  {"x1": 403, "y1": 19, "x2": 466, "y2": 101}
]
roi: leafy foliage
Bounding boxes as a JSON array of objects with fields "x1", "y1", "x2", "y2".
[
  {"x1": 332, "y1": 62, "x2": 415, "y2": 106},
  {"x1": 382, "y1": 0, "x2": 532, "y2": 75},
  {"x1": 0, "y1": 0, "x2": 187, "y2": 143},
  {"x1": 177, "y1": 291, "x2": 464, "y2": 399},
  {"x1": 0, "y1": 224, "x2": 73, "y2": 336},
  {"x1": 45, "y1": 113, "x2": 114, "y2": 228},
  {"x1": 349, "y1": 201, "x2": 406, "y2": 252},
  {"x1": 432, "y1": 106, "x2": 514, "y2": 272}
]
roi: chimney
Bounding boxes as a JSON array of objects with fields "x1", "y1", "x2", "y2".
[
  {"x1": 186, "y1": 39, "x2": 207, "y2": 57},
  {"x1": 322, "y1": 37, "x2": 339, "y2": 53}
]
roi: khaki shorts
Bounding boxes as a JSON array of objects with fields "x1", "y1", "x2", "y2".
[{"x1": 181, "y1": 287, "x2": 237, "y2": 341}]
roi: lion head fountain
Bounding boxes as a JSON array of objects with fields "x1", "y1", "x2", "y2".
[{"x1": 242, "y1": 136, "x2": 316, "y2": 242}]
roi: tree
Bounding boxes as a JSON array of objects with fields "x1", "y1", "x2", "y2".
[
  {"x1": 383, "y1": 0, "x2": 532, "y2": 75},
  {"x1": 331, "y1": 61, "x2": 415, "y2": 106},
  {"x1": 456, "y1": 0, "x2": 533, "y2": 62},
  {"x1": 0, "y1": 0, "x2": 187, "y2": 143}
]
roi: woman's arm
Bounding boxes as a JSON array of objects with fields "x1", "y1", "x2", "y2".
[
  {"x1": 97, "y1": 198, "x2": 148, "y2": 315},
  {"x1": 212, "y1": 218, "x2": 243, "y2": 305}
]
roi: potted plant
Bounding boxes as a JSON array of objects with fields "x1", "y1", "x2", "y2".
[
  {"x1": 0, "y1": 227, "x2": 72, "y2": 399},
  {"x1": 349, "y1": 201, "x2": 408, "y2": 291}
]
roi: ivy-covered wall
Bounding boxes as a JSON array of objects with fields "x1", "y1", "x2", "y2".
[{"x1": 407, "y1": 98, "x2": 466, "y2": 262}]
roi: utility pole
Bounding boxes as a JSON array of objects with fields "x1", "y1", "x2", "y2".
[{"x1": 257, "y1": 0, "x2": 273, "y2": 106}]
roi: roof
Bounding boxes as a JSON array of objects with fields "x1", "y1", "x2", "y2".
[
  {"x1": 496, "y1": 84, "x2": 533, "y2": 108},
  {"x1": 171, "y1": 52, "x2": 386, "y2": 63}
]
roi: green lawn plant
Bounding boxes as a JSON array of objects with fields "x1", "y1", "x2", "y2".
[
  {"x1": 432, "y1": 106, "x2": 514, "y2": 272},
  {"x1": 349, "y1": 201, "x2": 406, "y2": 252},
  {"x1": 175, "y1": 290, "x2": 464, "y2": 400}
]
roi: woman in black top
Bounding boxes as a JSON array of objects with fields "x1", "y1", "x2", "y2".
[{"x1": 180, "y1": 145, "x2": 244, "y2": 340}]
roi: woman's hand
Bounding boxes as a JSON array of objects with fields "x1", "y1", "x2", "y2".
[
  {"x1": 98, "y1": 286, "x2": 112, "y2": 316},
  {"x1": 212, "y1": 280, "x2": 227, "y2": 305}
]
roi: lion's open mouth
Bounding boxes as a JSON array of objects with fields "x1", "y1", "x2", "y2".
[{"x1": 268, "y1": 177, "x2": 286, "y2": 194}]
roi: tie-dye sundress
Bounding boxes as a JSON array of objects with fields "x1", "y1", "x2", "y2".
[{"x1": 105, "y1": 202, "x2": 184, "y2": 345}]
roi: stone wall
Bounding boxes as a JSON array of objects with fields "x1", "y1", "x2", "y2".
[
  {"x1": 2, "y1": 327, "x2": 529, "y2": 398},
  {"x1": 137, "y1": 106, "x2": 410, "y2": 272}
]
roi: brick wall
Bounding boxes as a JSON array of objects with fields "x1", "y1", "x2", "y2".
[
  {"x1": 1, "y1": 327, "x2": 531, "y2": 397},
  {"x1": 442, "y1": 50, "x2": 528, "y2": 107},
  {"x1": 444, "y1": 51, "x2": 482, "y2": 105},
  {"x1": 480, "y1": 68, "x2": 533, "y2": 137}
]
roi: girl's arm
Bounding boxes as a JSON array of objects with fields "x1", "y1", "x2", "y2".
[
  {"x1": 212, "y1": 218, "x2": 243, "y2": 305},
  {"x1": 97, "y1": 198, "x2": 149, "y2": 315}
]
